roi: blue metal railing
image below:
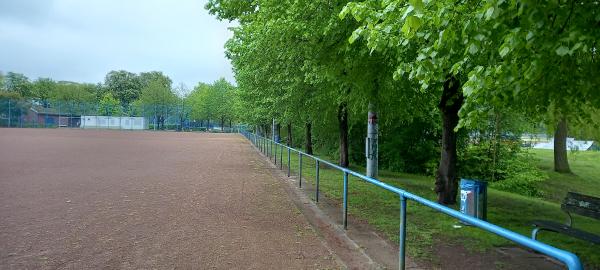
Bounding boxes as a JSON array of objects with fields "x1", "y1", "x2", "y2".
[{"x1": 241, "y1": 131, "x2": 583, "y2": 270}]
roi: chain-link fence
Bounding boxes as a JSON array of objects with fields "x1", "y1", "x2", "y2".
[{"x1": 0, "y1": 98, "x2": 237, "y2": 132}]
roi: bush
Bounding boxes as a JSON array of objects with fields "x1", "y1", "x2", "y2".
[
  {"x1": 490, "y1": 151, "x2": 547, "y2": 197},
  {"x1": 460, "y1": 140, "x2": 547, "y2": 197},
  {"x1": 378, "y1": 119, "x2": 440, "y2": 174}
]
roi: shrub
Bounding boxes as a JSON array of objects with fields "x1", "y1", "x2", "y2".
[{"x1": 460, "y1": 139, "x2": 546, "y2": 197}]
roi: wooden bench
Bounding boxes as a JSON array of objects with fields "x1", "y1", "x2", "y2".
[{"x1": 532, "y1": 192, "x2": 600, "y2": 244}]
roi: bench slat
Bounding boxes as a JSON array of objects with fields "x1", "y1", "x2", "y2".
[
  {"x1": 533, "y1": 220, "x2": 600, "y2": 244},
  {"x1": 561, "y1": 192, "x2": 600, "y2": 220}
]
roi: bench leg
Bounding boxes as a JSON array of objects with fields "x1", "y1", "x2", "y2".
[{"x1": 532, "y1": 227, "x2": 541, "y2": 240}]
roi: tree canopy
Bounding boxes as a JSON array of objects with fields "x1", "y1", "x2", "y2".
[{"x1": 206, "y1": 0, "x2": 600, "y2": 204}]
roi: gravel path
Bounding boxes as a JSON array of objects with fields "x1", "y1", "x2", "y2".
[{"x1": 0, "y1": 129, "x2": 340, "y2": 269}]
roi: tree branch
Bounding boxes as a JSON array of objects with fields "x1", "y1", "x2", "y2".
[{"x1": 558, "y1": 0, "x2": 575, "y2": 34}]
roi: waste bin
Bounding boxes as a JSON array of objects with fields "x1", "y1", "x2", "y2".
[{"x1": 459, "y1": 179, "x2": 487, "y2": 221}]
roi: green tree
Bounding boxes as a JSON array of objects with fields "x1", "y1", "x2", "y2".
[
  {"x1": 188, "y1": 78, "x2": 235, "y2": 130},
  {"x1": 31, "y1": 78, "x2": 57, "y2": 103},
  {"x1": 139, "y1": 71, "x2": 172, "y2": 90},
  {"x1": 0, "y1": 71, "x2": 5, "y2": 91},
  {"x1": 98, "y1": 92, "x2": 122, "y2": 116},
  {"x1": 208, "y1": 0, "x2": 387, "y2": 164},
  {"x1": 4, "y1": 72, "x2": 31, "y2": 98},
  {"x1": 50, "y1": 82, "x2": 95, "y2": 103},
  {"x1": 104, "y1": 70, "x2": 142, "y2": 105},
  {"x1": 136, "y1": 77, "x2": 178, "y2": 129},
  {"x1": 341, "y1": 0, "x2": 600, "y2": 203}
]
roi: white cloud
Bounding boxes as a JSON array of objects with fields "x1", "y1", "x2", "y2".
[{"x1": 0, "y1": 0, "x2": 235, "y2": 87}]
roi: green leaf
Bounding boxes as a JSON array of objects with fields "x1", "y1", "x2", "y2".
[
  {"x1": 408, "y1": 16, "x2": 422, "y2": 29},
  {"x1": 484, "y1": 6, "x2": 494, "y2": 20},
  {"x1": 526, "y1": 31, "x2": 534, "y2": 41},
  {"x1": 401, "y1": 5, "x2": 414, "y2": 20},
  {"x1": 555, "y1": 45, "x2": 570, "y2": 56},
  {"x1": 401, "y1": 21, "x2": 411, "y2": 36},
  {"x1": 409, "y1": 0, "x2": 424, "y2": 12},
  {"x1": 499, "y1": 45, "x2": 510, "y2": 58},
  {"x1": 468, "y1": 43, "x2": 479, "y2": 55},
  {"x1": 339, "y1": 5, "x2": 350, "y2": 20},
  {"x1": 348, "y1": 27, "x2": 363, "y2": 44}
]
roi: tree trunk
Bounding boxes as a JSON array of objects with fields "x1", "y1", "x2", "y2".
[
  {"x1": 276, "y1": 123, "x2": 281, "y2": 142},
  {"x1": 338, "y1": 103, "x2": 349, "y2": 167},
  {"x1": 207, "y1": 119, "x2": 210, "y2": 131},
  {"x1": 221, "y1": 117, "x2": 224, "y2": 131},
  {"x1": 287, "y1": 123, "x2": 293, "y2": 146},
  {"x1": 435, "y1": 76, "x2": 463, "y2": 205},
  {"x1": 264, "y1": 124, "x2": 270, "y2": 138},
  {"x1": 554, "y1": 118, "x2": 571, "y2": 173},
  {"x1": 305, "y1": 122, "x2": 313, "y2": 155}
]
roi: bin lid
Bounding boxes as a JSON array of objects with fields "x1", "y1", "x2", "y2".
[{"x1": 460, "y1": 178, "x2": 487, "y2": 188}]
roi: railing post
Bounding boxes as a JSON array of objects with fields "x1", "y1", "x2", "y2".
[
  {"x1": 287, "y1": 148, "x2": 291, "y2": 177},
  {"x1": 274, "y1": 142, "x2": 277, "y2": 165},
  {"x1": 298, "y1": 152, "x2": 302, "y2": 187},
  {"x1": 399, "y1": 195, "x2": 407, "y2": 270},
  {"x1": 343, "y1": 171, "x2": 348, "y2": 229},
  {"x1": 279, "y1": 144, "x2": 283, "y2": 169},
  {"x1": 315, "y1": 160, "x2": 320, "y2": 202}
]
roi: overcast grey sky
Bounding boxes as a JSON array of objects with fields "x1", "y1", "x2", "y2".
[{"x1": 0, "y1": 0, "x2": 235, "y2": 88}]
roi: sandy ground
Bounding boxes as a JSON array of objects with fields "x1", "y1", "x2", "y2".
[{"x1": 0, "y1": 129, "x2": 340, "y2": 269}]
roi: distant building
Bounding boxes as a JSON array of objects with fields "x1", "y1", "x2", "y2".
[
  {"x1": 80, "y1": 116, "x2": 148, "y2": 130},
  {"x1": 25, "y1": 104, "x2": 81, "y2": 127},
  {"x1": 533, "y1": 138, "x2": 597, "y2": 151}
]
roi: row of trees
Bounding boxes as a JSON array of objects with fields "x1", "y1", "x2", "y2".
[
  {"x1": 188, "y1": 78, "x2": 236, "y2": 130},
  {"x1": 206, "y1": 0, "x2": 599, "y2": 204},
  {"x1": 0, "y1": 70, "x2": 236, "y2": 130},
  {"x1": 0, "y1": 70, "x2": 174, "y2": 105}
]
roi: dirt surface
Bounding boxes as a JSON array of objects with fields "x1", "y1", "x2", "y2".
[{"x1": 0, "y1": 129, "x2": 341, "y2": 269}]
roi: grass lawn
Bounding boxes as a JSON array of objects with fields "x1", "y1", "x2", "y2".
[
  {"x1": 266, "y1": 145, "x2": 600, "y2": 268},
  {"x1": 531, "y1": 149, "x2": 600, "y2": 203}
]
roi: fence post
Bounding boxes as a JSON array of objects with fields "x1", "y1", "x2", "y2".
[
  {"x1": 274, "y1": 142, "x2": 277, "y2": 165},
  {"x1": 279, "y1": 144, "x2": 283, "y2": 169},
  {"x1": 287, "y1": 148, "x2": 291, "y2": 177},
  {"x1": 299, "y1": 152, "x2": 302, "y2": 187},
  {"x1": 399, "y1": 195, "x2": 407, "y2": 270},
  {"x1": 7, "y1": 99, "x2": 11, "y2": 127},
  {"x1": 315, "y1": 160, "x2": 320, "y2": 202},
  {"x1": 343, "y1": 171, "x2": 348, "y2": 229}
]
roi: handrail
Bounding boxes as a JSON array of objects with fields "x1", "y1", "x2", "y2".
[{"x1": 241, "y1": 131, "x2": 583, "y2": 270}]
